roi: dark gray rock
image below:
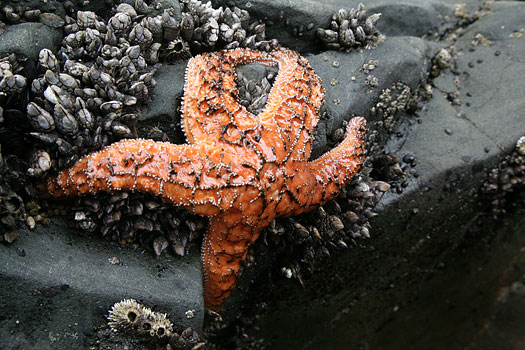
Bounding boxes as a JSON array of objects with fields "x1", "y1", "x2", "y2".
[
  {"x1": 217, "y1": 0, "x2": 455, "y2": 51},
  {"x1": 0, "y1": 22, "x2": 62, "y2": 61},
  {"x1": 309, "y1": 36, "x2": 435, "y2": 157},
  {"x1": 142, "y1": 62, "x2": 187, "y2": 123},
  {"x1": 1, "y1": 1, "x2": 524, "y2": 349},
  {"x1": 239, "y1": 2, "x2": 525, "y2": 349},
  {"x1": 442, "y1": 1, "x2": 525, "y2": 152},
  {"x1": 0, "y1": 218, "x2": 203, "y2": 349},
  {"x1": 472, "y1": 273, "x2": 525, "y2": 350},
  {"x1": 138, "y1": 62, "x2": 187, "y2": 143}
]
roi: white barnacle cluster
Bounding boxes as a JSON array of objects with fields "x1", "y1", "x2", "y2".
[
  {"x1": 28, "y1": 6, "x2": 168, "y2": 173},
  {"x1": 24, "y1": 0, "x2": 280, "y2": 177},
  {"x1": 108, "y1": 298, "x2": 173, "y2": 338},
  {"x1": 107, "y1": 298, "x2": 204, "y2": 348},
  {"x1": 0, "y1": 54, "x2": 27, "y2": 95},
  {"x1": 317, "y1": 3, "x2": 383, "y2": 51},
  {"x1": 179, "y1": 0, "x2": 278, "y2": 52}
]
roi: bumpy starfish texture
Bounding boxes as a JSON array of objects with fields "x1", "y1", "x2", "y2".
[{"x1": 45, "y1": 47, "x2": 367, "y2": 312}]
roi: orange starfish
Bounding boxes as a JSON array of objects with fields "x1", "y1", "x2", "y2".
[{"x1": 45, "y1": 47, "x2": 366, "y2": 312}]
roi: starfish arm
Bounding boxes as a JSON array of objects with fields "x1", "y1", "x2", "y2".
[
  {"x1": 288, "y1": 117, "x2": 367, "y2": 215},
  {"x1": 45, "y1": 139, "x2": 255, "y2": 216},
  {"x1": 202, "y1": 213, "x2": 265, "y2": 311},
  {"x1": 182, "y1": 49, "x2": 275, "y2": 145}
]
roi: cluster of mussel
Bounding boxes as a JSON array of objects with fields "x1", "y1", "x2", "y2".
[
  {"x1": 0, "y1": 55, "x2": 27, "y2": 94},
  {"x1": 317, "y1": 3, "x2": 382, "y2": 51},
  {"x1": 0, "y1": 0, "x2": 281, "y2": 254},
  {"x1": 262, "y1": 169, "x2": 390, "y2": 283},
  {"x1": 180, "y1": 0, "x2": 278, "y2": 52},
  {"x1": 0, "y1": 55, "x2": 31, "y2": 244}
]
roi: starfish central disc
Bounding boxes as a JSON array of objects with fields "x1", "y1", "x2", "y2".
[{"x1": 45, "y1": 47, "x2": 367, "y2": 312}]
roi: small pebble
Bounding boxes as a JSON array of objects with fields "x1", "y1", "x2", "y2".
[
  {"x1": 402, "y1": 154, "x2": 415, "y2": 163},
  {"x1": 494, "y1": 50, "x2": 501, "y2": 56},
  {"x1": 26, "y1": 216, "x2": 36, "y2": 229},
  {"x1": 444, "y1": 128, "x2": 453, "y2": 135}
]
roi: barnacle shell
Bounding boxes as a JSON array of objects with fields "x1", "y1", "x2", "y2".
[
  {"x1": 27, "y1": 102, "x2": 55, "y2": 131},
  {"x1": 27, "y1": 150, "x2": 52, "y2": 177},
  {"x1": 0, "y1": 58, "x2": 27, "y2": 94},
  {"x1": 318, "y1": 3, "x2": 382, "y2": 51},
  {"x1": 38, "y1": 49, "x2": 58, "y2": 71},
  {"x1": 107, "y1": 299, "x2": 173, "y2": 338}
]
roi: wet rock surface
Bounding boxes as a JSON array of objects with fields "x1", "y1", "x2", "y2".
[
  {"x1": 0, "y1": 22, "x2": 62, "y2": 60},
  {"x1": 309, "y1": 36, "x2": 434, "y2": 157},
  {"x1": 216, "y1": 0, "x2": 456, "y2": 51},
  {"x1": 0, "y1": 0, "x2": 524, "y2": 349},
  {"x1": 220, "y1": 1, "x2": 525, "y2": 349},
  {"x1": 0, "y1": 218, "x2": 203, "y2": 349}
]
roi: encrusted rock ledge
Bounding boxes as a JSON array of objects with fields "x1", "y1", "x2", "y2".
[{"x1": 0, "y1": 0, "x2": 524, "y2": 349}]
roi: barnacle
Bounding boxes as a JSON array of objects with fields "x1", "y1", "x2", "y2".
[
  {"x1": 0, "y1": 55, "x2": 27, "y2": 94},
  {"x1": 28, "y1": 7, "x2": 167, "y2": 171},
  {"x1": 108, "y1": 299, "x2": 173, "y2": 338},
  {"x1": 179, "y1": 0, "x2": 278, "y2": 52},
  {"x1": 481, "y1": 136, "x2": 525, "y2": 216},
  {"x1": 0, "y1": 145, "x2": 31, "y2": 244},
  {"x1": 317, "y1": 3, "x2": 383, "y2": 51},
  {"x1": 264, "y1": 170, "x2": 389, "y2": 282},
  {"x1": 107, "y1": 299, "x2": 204, "y2": 348},
  {"x1": 0, "y1": 54, "x2": 34, "y2": 243}
]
